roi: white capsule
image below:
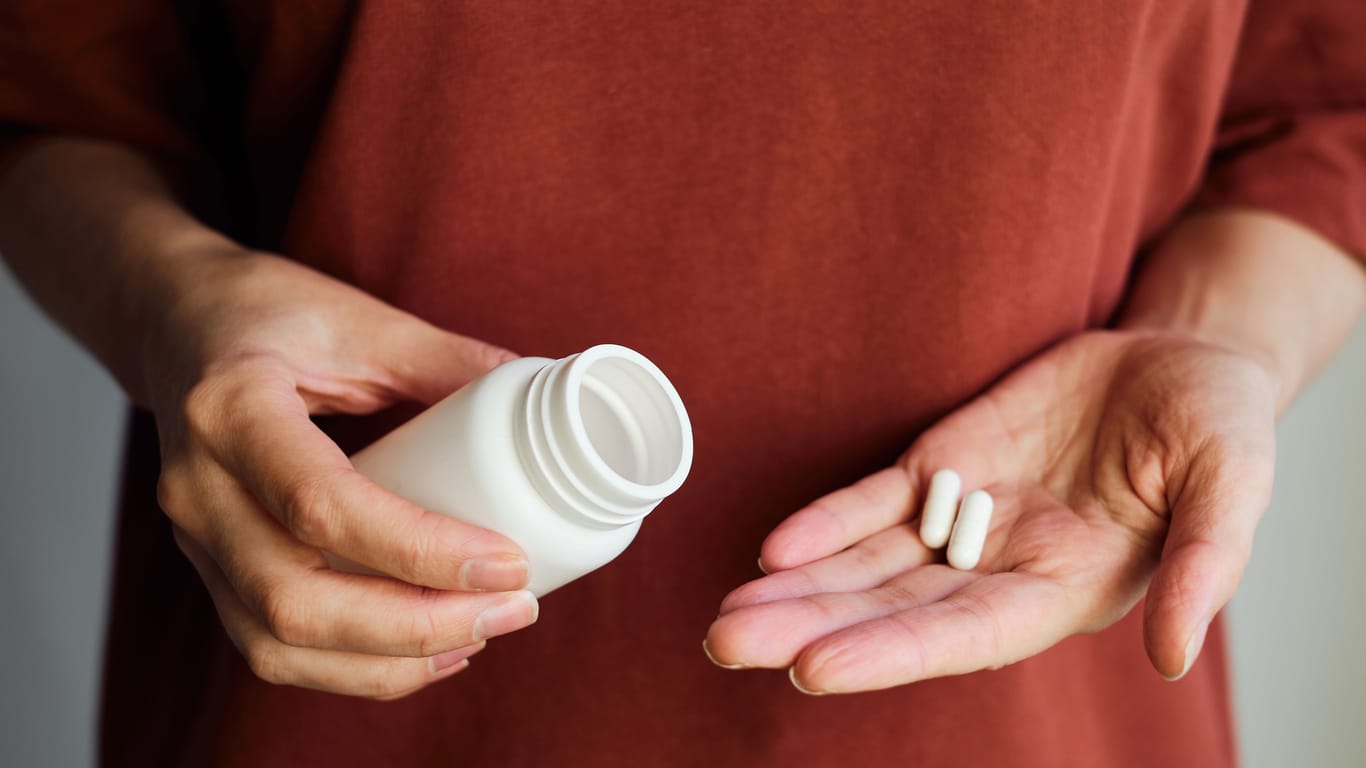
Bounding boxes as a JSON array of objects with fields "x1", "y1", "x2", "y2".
[
  {"x1": 919, "y1": 469, "x2": 963, "y2": 549},
  {"x1": 946, "y1": 490, "x2": 993, "y2": 571}
]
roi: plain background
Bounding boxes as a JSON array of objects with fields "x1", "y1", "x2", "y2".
[{"x1": 2, "y1": 261, "x2": 1364, "y2": 767}]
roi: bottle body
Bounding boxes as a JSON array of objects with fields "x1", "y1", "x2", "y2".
[{"x1": 349, "y1": 345, "x2": 691, "y2": 596}]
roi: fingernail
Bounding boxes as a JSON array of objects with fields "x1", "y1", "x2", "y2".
[
  {"x1": 757, "y1": 557, "x2": 769, "y2": 575},
  {"x1": 460, "y1": 555, "x2": 530, "y2": 591},
  {"x1": 702, "y1": 638, "x2": 749, "y2": 670},
  {"x1": 432, "y1": 658, "x2": 469, "y2": 677},
  {"x1": 429, "y1": 642, "x2": 483, "y2": 674},
  {"x1": 1165, "y1": 621, "x2": 1210, "y2": 682},
  {"x1": 789, "y1": 666, "x2": 827, "y2": 696},
  {"x1": 473, "y1": 591, "x2": 539, "y2": 641}
]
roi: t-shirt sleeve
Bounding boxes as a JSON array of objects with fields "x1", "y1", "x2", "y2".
[
  {"x1": 0, "y1": 2, "x2": 203, "y2": 175},
  {"x1": 1193, "y1": 0, "x2": 1366, "y2": 260}
]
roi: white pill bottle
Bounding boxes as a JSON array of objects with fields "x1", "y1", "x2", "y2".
[{"x1": 350, "y1": 344, "x2": 693, "y2": 596}]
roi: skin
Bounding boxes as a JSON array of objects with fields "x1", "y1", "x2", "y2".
[
  {"x1": 2, "y1": 138, "x2": 1363, "y2": 699},
  {"x1": 0, "y1": 139, "x2": 540, "y2": 700},
  {"x1": 706, "y1": 210, "x2": 1366, "y2": 691}
]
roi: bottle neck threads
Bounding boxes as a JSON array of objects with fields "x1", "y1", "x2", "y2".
[{"x1": 516, "y1": 345, "x2": 693, "y2": 527}]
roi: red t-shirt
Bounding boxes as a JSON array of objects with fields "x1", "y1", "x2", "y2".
[{"x1": 3, "y1": 2, "x2": 1364, "y2": 766}]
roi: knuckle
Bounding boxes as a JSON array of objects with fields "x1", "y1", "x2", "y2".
[
  {"x1": 950, "y1": 591, "x2": 1007, "y2": 665},
  {"x1": 259, "y1": 583, "x2": 315, "y2": 647},
  {"x1": 155, "y1": 464, "x2": 190, "y2": 516},
  {"x1": 244, "y1": 642, "x2": 290, "y2": 686},
  {"x1": 848, "y1": 540, "x2": 886, "y2": 573},
  {"x1": 403, "y1": 598, "x2": 448, "y2": 657},
  {"x1": 397, "y1": 512, "x2": 448, "y2": 579},
  {"x1": 887, "y1": 612, "x2": 932, "y2": 677},
  {"x1": 180, "y1": 360, "x2": 294, "y2": 448},
  {"x1": 877, "y1": 580, "x2": 925, "y2": 611},
  {"x1": 1154, "y1": 546, "x2": 1213, "y2": 609},
  {"x1": 359, "y1": 660, "x2": 422, "y2": 700},
  {"x1": 180, "y1": 377, "x2": 229, "y2": 443},
  {"x1": 720, "y1": 581, "x2": 765, "y2": 612},
  {"x1": 159, "y1": 472, "x2": 214, "y2": 553},
  {"x1": 795, "y1": 642, "x2": 845, "y2": 692},
  {"x1": 282, "y1": 473, "x2": 340, "y2": 547}
]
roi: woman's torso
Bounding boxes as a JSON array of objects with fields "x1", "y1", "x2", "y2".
[{"x1": 104, "y1": 3, "x2": 1245, "y2": 765}]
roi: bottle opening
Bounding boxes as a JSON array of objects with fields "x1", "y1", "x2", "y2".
[
  {"x1": 579, "y1": 357, "x2": 686, "y2": 487},
  {"x1": 519, "y1": 344, "x2": 693, "y2": 526}
]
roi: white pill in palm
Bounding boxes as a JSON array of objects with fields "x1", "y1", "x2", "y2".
[
  {"x1": 919, "y1": 469, "x2": 963, "y2": 549},
  {"x1": 946, "y1": 490, "x2": 993, "y2": 571}
]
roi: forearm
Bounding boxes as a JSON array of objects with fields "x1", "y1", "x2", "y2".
[
  {"x1": 0, "y1": 137, "x2": 238, "y2": 407},
  {"x1": 1120, "y1": 208, "x2": 1366, "y2": 414}
]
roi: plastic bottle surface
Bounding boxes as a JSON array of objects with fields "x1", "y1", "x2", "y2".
[{"x1": 344, "y1": 344, "x2": 693, "y2": 596}]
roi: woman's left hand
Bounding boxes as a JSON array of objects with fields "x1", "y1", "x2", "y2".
[{"x1": 704, "y1": 328, "x2": 1278, "y2": 693}]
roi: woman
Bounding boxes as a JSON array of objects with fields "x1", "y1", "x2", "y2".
[{"x1": 2, "y1": 2, "x2": 1363, "y2": 765}]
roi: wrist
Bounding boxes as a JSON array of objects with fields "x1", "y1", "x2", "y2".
[
  {"x1": 0, "y1": 138, "x2": 250, "y2": 409},
  {"x1": 1117, "y1": 298, "x2": 1289, "y2": 412},
  {"x1": 1118, "y1": 209, "x2": 1365, "y2": 414},
  {"x1": 1112, "y1": 324, "x2": 1288, "y2": 416},
  {"x1": 125, "y1": 235, "x2": 255, "y2": 411}
]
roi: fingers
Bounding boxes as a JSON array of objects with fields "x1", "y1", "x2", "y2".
[
  {"x1": 1143, "y1": 442, "x2": 1273, "y2": 680},
  {"x1": 759, "y1": 394, "x2": 1031, "y2": 575},
  {"x1": 900, "y1": 396, "x2": 1034, "y2": 502},
  {"x1": 260, "y1": 568, "x2": 537, "y2": 658},
  {"x1": 375, "y1": 320, "x2": 519, "y2": 405},
  {"x1": 199, "y1": 372, "x2": 528, "y2": 591},
  {"x1": 790, "y1": 572, "x2": 1078, "y2": 693},
  {"x1": 174, "y1": 528, "x2": 486, "y2": 700},
  {"x1": 760, "y1": 467, "x2": 918, "y2": 572},
  {"x1": 160, "y1": 351, "x2": 540, "y2": 695},
  {"x1": 720, "y1": 524, "x2": 935, "y2": 614},
  {"x1": 171, "y1": 471, "x2": 538, "y2": 657},
  {"x1": 226, "y1": 498, "x2": 536, "y2": 655},
  {"x1": 707, "y1": 565, "x2": 978, "y2": 669}
]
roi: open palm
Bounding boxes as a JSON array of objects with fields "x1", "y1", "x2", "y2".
[{"x1": 705, "y1": 330, "x2": 1278, "y2": 693}]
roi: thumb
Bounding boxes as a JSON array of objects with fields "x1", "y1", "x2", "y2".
[
  {"x1": 1142, "y1": 440, "x2": 1274, "y2": 680},
  {"x1": 377, "y1": 318, "x2": 520, "y2": 405}
]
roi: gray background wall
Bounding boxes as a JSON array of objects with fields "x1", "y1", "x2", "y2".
[{"x1": 1, "y1": 262, "x2": 1363, "y2": 767}]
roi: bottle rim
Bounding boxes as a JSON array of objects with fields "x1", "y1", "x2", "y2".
[
  {"x1": 560, "y1": 343, "x2": 693, "y2": 502},
  {"x1": 517, "y1": 343, "x2": 694, "y2": 527}
]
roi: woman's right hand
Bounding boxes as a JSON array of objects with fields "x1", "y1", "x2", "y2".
[{"x1": 148, "y1": 246, "x2": 539, "y2": 700}]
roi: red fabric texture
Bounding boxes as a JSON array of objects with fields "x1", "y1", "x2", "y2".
[
  {"x1": 1195, "y1": 0, "x2": 1366, "y2": 257},
  {"x1": 0, "y1": 2, "x2": 200, "y2": 173},
  {"x1": 4, "y1": 1, "x2": 1364, "y2": 766}
]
